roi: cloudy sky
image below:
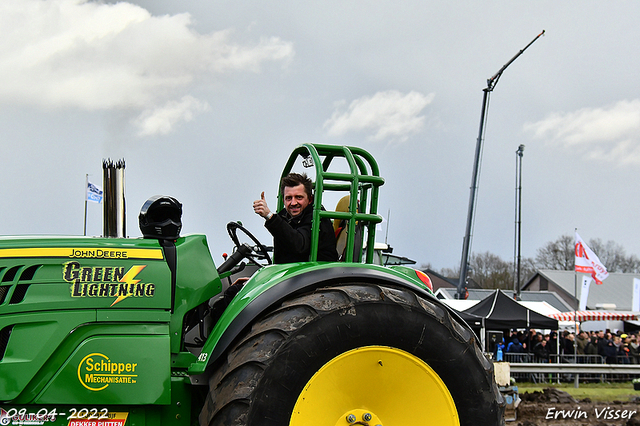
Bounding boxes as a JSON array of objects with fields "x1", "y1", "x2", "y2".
[{"x1": 2, "y1": 0, "x2": 640, "y2": 273}]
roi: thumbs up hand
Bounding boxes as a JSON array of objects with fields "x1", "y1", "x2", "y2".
[{"x1": 253, "y1": 191, "x2": 272, "y2": 219}]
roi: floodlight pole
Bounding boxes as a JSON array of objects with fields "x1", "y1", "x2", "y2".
[
  {"x1": 514, "y1": 144, "x2": 525, "y2": 300},
  {"x1": 456, "y1": 30, "x2": 545, "y2": 300}
]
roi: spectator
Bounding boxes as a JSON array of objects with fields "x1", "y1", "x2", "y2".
[
  {"x1": 563, "y1": 333, "x2": 576, "y2": 356},
  {"x1": 526, "y1": 329, "x2": 537, "y2": 353},
  {"x1": 493, "y1": 339, "x2": 505, "y2": 361},
  {"x1": 506, "y1": 336, "x2": 524, "y2": 354},
  {"x1": 533, "y1": 339, "x2": 550, "y2": 362},
  {"x1": 585, "y1": 335, "x2": 599, "y2": 357},
  {"x1": 547, "y1": 331, "x2": 558, "y2": 357},
  {"x1": 576, "y1": 331, "x2": 589, "y2": 355},
  {"x1": 618, "y1": 334, "x2": 631, "y2": 364},
  {"x1": 596, "y1": 331, "x2": 608, "y2": 358},
  {"x1": 602, "y1": 335, "x2": 617, "y2": 364},
  {"x1": 629, "y1": 334, "x2": 640, "y2": 364}
]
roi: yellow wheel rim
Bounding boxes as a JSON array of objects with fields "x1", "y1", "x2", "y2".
[{"x1": 290, "y1": 346, "x2": 459, "y2": 426}]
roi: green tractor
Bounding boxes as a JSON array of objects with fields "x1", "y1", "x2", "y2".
[{"x1": 0, "y1": 144, "x2": 503, "y2": 426}]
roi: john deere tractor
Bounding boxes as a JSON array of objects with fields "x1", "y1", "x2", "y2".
[{"x1": 0, "y1": 144, "x2": 504, "y2": 426}]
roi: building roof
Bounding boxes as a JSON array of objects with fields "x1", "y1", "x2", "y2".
[
  {"x1": 523, "y1": 269, "x2": 640, "y2": 312},
  {"x1": 423, "y1": 269, "x2": 457, "y2": 291},
  {"x1": 435, "y1": 287, "x2": 572, "y2": 313},
  {"x1": 515, "y1": 290, "x2": 573, "y2": 312},
  {"x1": 423, "y1": 268, "x2": 482, "y2": 292}
]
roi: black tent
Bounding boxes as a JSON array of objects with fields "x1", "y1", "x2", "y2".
[{"x1": 461, "y1": 289, "x2": 558, "y2": 330}]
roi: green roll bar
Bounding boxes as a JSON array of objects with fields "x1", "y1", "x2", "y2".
[{"x1": 278, "y1": 144, "x2": 385, "y2": 263}]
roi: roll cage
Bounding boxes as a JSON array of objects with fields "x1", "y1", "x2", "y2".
[{"x1": 278, "y1": 144, "x2": 385, "y2": 263}]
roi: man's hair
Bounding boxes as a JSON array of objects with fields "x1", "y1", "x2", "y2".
[{"x1": 281, "y1": 172, "x2": 313, "y2": 200}]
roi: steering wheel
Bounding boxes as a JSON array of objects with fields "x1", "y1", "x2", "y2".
[{"x1": 227, "y1": 221, "x2": 273, "y2": 266}]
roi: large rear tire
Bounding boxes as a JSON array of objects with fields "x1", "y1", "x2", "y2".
[{"x1": 200, "y1": 283, "x2": 504, "y2": 426}]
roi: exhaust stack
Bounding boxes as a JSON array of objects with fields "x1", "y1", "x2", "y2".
[{"x1": 102, "y1": 159, "x2": 126, "y2": 238}]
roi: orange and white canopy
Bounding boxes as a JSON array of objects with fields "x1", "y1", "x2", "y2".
[{"x1": 549, "y1": 311, "x2": 638, "y2": 322}]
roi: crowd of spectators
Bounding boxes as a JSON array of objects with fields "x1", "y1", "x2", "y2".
[{"x1": 499, "y1": 328, "x2": 640, "y2": 364}]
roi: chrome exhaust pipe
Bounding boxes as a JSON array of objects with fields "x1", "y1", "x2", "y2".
[{"x1": 102, "y1": 159, "x2": 126, "y2": 238}]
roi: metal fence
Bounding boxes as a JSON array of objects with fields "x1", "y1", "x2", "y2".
[{"x1": 502, "y1": 352, "x2": 640, "y2": 385}]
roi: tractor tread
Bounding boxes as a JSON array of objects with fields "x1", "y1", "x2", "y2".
[{"x1": 199, "y1": 282, "x2": 505, "y2": 426}]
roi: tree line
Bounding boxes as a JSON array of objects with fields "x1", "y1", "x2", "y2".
[{"x1": 426, "y1": 234, "x2": 640, "y2": 290}]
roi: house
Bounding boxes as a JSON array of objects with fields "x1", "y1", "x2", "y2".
[{"x1": 523, "y1": 269, "x2": 640, "y2": 312}]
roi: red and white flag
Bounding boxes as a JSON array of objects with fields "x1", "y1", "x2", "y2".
[{"x1": 575, "y1": 232, "x2": 609, "y2": 285}]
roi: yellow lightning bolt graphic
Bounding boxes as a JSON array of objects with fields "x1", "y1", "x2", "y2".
[{"x1": 110, "y1": 265, "x2": 147, "y2": 307}]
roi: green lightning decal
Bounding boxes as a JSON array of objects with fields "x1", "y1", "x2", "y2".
[{"x1": 63, "y1": 261, "x2": 155, "y2": 306}]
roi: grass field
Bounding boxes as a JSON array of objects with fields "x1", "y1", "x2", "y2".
[{"x1": 516, "y1": 381, "x2": 640, "y2": 402}]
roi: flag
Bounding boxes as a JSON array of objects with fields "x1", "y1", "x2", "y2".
[
  {"x1": 579, "y1": 276, "x2": 592, "y2": 311},
  {"x1": 87, "y1": 181, "x2": 103, "y2": 203},
  {"x1": 575, "y1": 232, "x2": 609, "y2": 284},
  {"x1": 633, "y1": 278, "x2": 640, "y2": 312}
]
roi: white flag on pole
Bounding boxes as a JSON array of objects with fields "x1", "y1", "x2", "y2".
[
  {"x1": 579, "y1": 276, "x2": 592, "y2": 311},
  {"x1": 575, "y1": 232, "x2": 609, "y2": 284},
  {"x1": 87, "y1": 181, "x2": 103, "y2": 204},
  {"x1": 633, "y1": 278, "x2": 640, "y2": 312}
]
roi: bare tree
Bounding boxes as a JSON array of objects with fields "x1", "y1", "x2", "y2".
[
  {"x1": 620, "y1": 254, "x2": 640, "y2": 273},
  {"x1": 432, "y1": 234, "x2": 639, "y2": 290},
  {"x1": 586, "y1": 238, "x2": 640, "y2": 273},
  {"x1": 533, "y1": 234, "x2": 640, "y2": 273},
  {"x1": 587, "y1": 238, "x2": 624, "y2": 272},
  {"x1": 419, "y1": 262, "x2": 433, "y2": 271},
  {"x1": 438, "y1": 265, "x2": 460, "y2": 280},
  {"x1": 518, "y1": 257, "x2": 538, "y2": 286},
  {"x1": 469, "y1": 251, "x2": 512, "y2": 290},
  {"x1": 534, "y1": 234, "x2": 574, "y2": 270}
]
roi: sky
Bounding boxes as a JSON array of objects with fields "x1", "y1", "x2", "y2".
[{"x1": 2, "y1": 0, "x2": 640, "y2": 273}]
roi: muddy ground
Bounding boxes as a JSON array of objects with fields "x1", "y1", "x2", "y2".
[{"x1": 515, "y1": 388, "x2": 640, "y2": 426}]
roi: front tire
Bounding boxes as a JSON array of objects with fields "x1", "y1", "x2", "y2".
[{"x1": 200, "y1": 283, "x2": 504, "y2": 426}]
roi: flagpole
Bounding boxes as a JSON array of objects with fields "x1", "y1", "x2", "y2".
[
  {"x1": 84, "y1": 174, "x2": 88, "y2": 236},
  {"x1": 574, "y1": 228, "x2": 578, "y2": 336}
]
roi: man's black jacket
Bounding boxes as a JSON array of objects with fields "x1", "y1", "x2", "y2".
[{"x1": 265, "y1": 203, "x2": 338, "y2": 264}]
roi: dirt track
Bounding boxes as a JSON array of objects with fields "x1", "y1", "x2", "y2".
[{"x1": 515, "y1": 388, "x2": 640, "y2": 426}]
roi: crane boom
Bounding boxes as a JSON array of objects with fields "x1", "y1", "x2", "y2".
[{"x1": 456, "y1": 30, "x2": 545, "y2": 300}]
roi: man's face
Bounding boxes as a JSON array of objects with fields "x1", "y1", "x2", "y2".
[{"x1": 283, "y1": 184, "x2": 310, "y2": 217}]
